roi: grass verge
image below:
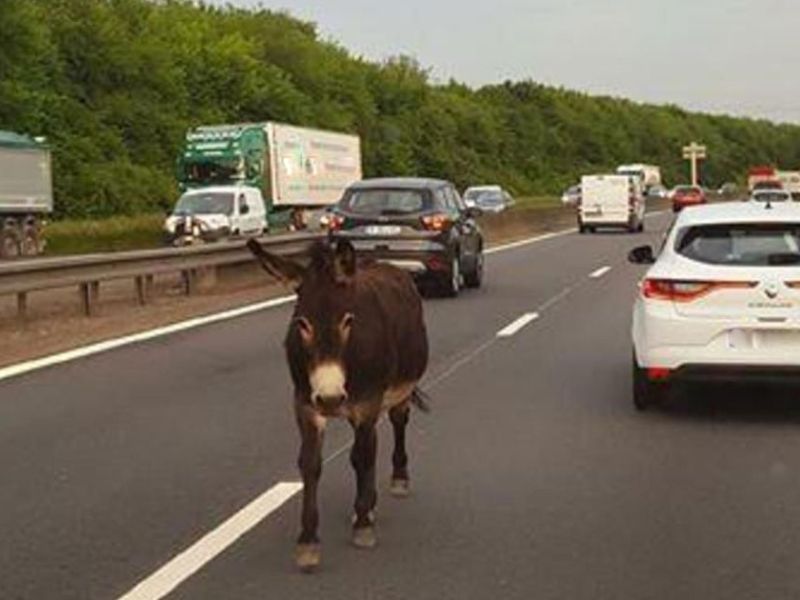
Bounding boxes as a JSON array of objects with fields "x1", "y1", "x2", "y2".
[{"x1": 45, "y1": 214, "x2": 165, "y2": 255}]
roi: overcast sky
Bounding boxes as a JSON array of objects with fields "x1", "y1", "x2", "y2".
[{"x1": 221, "y1": 0, "x2": 799, "y2": 124}]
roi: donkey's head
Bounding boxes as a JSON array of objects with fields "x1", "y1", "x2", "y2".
[{"x1": 247, "y1": 239, "x2": 357, "y2": 411}]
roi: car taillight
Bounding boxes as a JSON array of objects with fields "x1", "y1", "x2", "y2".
[
  {"x1": 323, "y1": 214, "x2": 345, "y2": 231},
  {"x1": 421, "y1": 214, "x2": 452, "y2": 232},
  {"x1": 786, "y1": 281, "x2": 800, "y2": 289},
  {"x1": 641, "y1": 279, "x2": 756, "y2": 302},
  {"x1": 647, "y1": 367, "x2": 672, "y2": 381}
]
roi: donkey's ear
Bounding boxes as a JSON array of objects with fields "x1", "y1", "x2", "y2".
[
  {"x1": 334, "y1": 239, "x2": 357, "y2": 280},
  {"x1": 247, "y1": 238, "x2": 304, "y2": 287}
]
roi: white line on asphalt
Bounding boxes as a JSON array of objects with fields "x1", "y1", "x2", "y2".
[
  {"x1": 0, "y1": 295, "x2": 296, "y2": 384},
  {"x1": 117, "y1": 482, "x2": 303, "y2": 600},
  {"x1": 496, "y1": 313, "x2": 540, "y2": 338},
  {"x1": 485, "y1": 229, "x2": 575, "y2": 255},
  {"x1": 589, "y1": 266, "x2": 612, "y2": 279}
]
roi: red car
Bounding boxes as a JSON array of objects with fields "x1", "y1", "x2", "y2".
[{"x1": 671, "y1": 185, "x2": 706, "y2": 212}]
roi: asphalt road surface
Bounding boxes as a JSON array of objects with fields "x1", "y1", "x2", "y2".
[{"x1": 5, "y1": 211, "x2": 800, "y2": 600}]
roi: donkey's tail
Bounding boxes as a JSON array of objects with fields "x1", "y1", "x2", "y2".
[{"x1": 410, "y1": 387, "x2": 431, "y2": 413}]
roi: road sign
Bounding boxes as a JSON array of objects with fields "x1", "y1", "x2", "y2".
[{"x1": 682, "y1": 142, "x2": 707, "y2": 185}]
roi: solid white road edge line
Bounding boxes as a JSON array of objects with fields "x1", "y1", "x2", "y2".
[
  {"x1": 116, "y1": 482, "x2": 303, "y2": 600},
  {"x1": 485, "y1": 229, "x2": 574, "y2": 255},
  {"x1": 589, "y1": 266, "x2": 612, "y2": 279},
  {"x1": 0, "y1": 295, "x2": 296, "y2": 384},
  {"x1": 496, "y1": 312, "x2": 540, "y2": 338}
]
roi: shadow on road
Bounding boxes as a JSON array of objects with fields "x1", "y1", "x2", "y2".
[{"x1": 657, "y1": 382, "x2": 800, "y2": 425}]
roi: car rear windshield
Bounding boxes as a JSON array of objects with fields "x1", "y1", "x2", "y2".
[
  {"x1": 753, "y1": 192, "x2": 790, "y2": 203},
  {"x1": 674, "y1": 186, "x2": 701, "y2": 194},
  {"x1": 343, "y1": 189, "x2": 427, "y2": 215},
  {"x1": 676, "y1": 223, "x2": 800, "y2": 266},
  {"x1": 477, "y1": 192, "x2": 504, "y2": 205}
]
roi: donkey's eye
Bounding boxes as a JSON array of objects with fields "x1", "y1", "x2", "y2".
[{"x1": 294, "y1": 317, "x2": 314, "y2": 344}]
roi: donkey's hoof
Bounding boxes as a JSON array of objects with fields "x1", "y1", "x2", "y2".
[
  {"x1": 352, "y1": 526, "x2": 377, "y2": 549},
  {"x1": 390, "y1": 478, "x2": 410, "y2": 498},
  {"x1": 295, "y1": 543, "x2": 322, "y2": 572}
]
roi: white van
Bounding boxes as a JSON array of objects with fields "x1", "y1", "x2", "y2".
[
  {"x1": 579, "y1": 174, "x2": 645, "y2": 234},
  {"x1": 164, "y1": 185, "x2": 268, "y2": 245}
]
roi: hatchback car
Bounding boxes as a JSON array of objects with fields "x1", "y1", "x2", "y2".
[
  {"x1": 561, "y1": 184, "x2": 582, "y2": 206},
  {"x1": 464, "y1": 185, "x2": 514, "y2": 213},
  {"x1": 671, "y1": 185, "x2": 707, "y2": 212},
  {"x1": 629, "y1": 202, "x2": 800, "y2": 410},
  {"x1": 327, "y1": 178, "x2": 484, "y2": 296}
]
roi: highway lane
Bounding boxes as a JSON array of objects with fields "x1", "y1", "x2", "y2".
[
  {"x1": 176, "y1": 214, "x2": 800, "y2": 600},
  {"x1": 2, "y1": 217, "x2": 665, "y2": 600},
  {"x1": 15, "y1": 210, "x2": 799, "y2": 599}
]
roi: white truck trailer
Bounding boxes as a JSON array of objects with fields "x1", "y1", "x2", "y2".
[
  {"x1": 617, "y1": 164, "x2": 662, "y2": 192},
  {"x1": 0, "y1": 131, "x2": 53, "y2": 258}
]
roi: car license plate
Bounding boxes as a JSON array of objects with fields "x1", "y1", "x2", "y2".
[
  {"x1": 728, "y1": 329, "x2": 800, "y2": 350},
  {"x1": 365, "y1": 225, "x2": 402, "y2": 236}
]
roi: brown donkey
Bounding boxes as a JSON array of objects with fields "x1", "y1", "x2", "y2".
[{"x1": 247, "y1": 239, "x2": 429, "y2": 571}]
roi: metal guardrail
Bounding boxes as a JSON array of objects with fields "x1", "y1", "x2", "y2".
[{"x1": 0, "y1": 232, "x2": 323, "y2": 318}]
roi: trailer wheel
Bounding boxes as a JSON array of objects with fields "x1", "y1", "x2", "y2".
[
  {"x1": 0, "y1": 229, "x2": 21, "y2": 259},
  {"x1": 20, "y1": 226, "x2": 40, "y2": 257}
]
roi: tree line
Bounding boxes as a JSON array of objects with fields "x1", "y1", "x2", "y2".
[{"x1": 2, "y1": 0, "x2": 799, "y2": 218}]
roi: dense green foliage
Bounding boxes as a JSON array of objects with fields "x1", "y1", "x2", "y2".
[{"x1": 2, "y1": 0, "x2": 799, "y2": 218}]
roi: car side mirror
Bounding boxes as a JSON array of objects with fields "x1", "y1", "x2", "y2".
[
  {"x1": 465, "y1": 207, "x2": 483, "y2": 219},
  {"x1": 628, "y1": 245, "x2": 655, "y2": 264}
]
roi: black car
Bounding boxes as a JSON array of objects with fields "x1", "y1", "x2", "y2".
[{"x1": 327, "y1": 178, "x2": 484, "y2": 296}]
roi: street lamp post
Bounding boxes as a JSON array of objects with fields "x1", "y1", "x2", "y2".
[{"x1": 682, "y1": 142, "x2": 707, "y2": 187}]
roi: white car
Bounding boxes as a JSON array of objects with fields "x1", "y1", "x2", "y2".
[
  {"x1": 561, "y1": 184, "x2": 581, "y2": 206},
  {"x1": 751, "y1": 189, "x2": 793, "y2": 204},
  {"x1": 629, "y1": 202, "x2": 800, "y2": 410},
  {"x1": 165, "y1": 185, "x2": 268, "y2": 244}
]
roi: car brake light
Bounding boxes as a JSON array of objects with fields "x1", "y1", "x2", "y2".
[
  {"x1": 641, "y1": 279, "x2": 756, "y2": 302},
  {"x1": 421, "y1": 214, "x2": 452, "y2": 232},
  {"x1": 647, "y1": 367, "x2": 672, "y2": 381},
  {"x1": 786, "y1": 281, "x2": 800, "y2": 289},
  {"x1": 323, "y1": 214, "x2": 344, "y2": 231}
]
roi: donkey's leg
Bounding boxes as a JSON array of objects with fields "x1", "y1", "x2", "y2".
[
  {"x1": 295, "y1": 405, "x2": 324, "y2": 571},
  {"x1": 350, "y1": 418, "x2": 378, "y2": 549},
  {"x1": 389, "y1": 402, "x2": 411, "y2": 498}
]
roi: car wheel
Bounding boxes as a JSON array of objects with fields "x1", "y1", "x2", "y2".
[
  {"x1": 632, "y1": 354, "x2": 665, "y2": 411},
  {"x1": 463, "y1": 249, "x2": 483, "y2": 289},
  {"x1": 441, "y1": 254, "x2": 461, "y2": 297},
  {"x1": 638, "y1": 220, "x2": 645, "y2": 233}
]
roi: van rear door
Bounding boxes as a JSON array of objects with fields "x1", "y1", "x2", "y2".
[{"x1": 581, "y1": 175, "x2": 631, "y2": 223}]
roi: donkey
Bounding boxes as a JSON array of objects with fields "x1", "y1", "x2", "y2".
[{"x1": 247, "y1": 238, "x2": 429, "y2": 571}]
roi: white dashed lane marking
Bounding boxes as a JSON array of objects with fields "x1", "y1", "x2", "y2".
[
  {"x1": 496, "y1": 313, "x2": 540, "y2": 338},
  {"x1": 589, "y1": 266, "x2": 612, "y2": 279}
]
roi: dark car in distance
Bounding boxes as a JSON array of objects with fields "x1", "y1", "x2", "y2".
[{"x1": 327, "y1": 178, "x2": 484, "y2": 296}]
